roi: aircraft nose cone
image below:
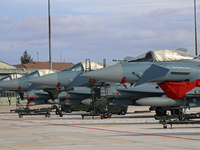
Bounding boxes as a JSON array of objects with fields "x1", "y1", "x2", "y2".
[
  {"x1": 0, "y1": 79, "x2": 19, "y2": 90},
  {"x1": 82, "y1": 63, "x2": 123, "y2": 82},
  {"x1": 27, "y1": 73, "x2": 58, "y2": 87}
]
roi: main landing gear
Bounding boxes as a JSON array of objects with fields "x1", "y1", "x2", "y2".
[
  {"x1": 154, "y1": 107, "x2": 200, "y2": 128},
  {"x1": 155, "y1": 107, "x2": 183, "y2": 116}
]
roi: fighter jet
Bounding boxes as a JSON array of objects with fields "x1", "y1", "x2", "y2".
[
  {"x1": 29, "y1": 57, "x2": 200, "y2": 116},
  {"x1": 0, "y1": 69, "x2": 58, "y2": 102},
  {"x1": 0, "y1": 69, "x2": 56, "y2": 91},
  {"x1": 27, "y1": 61, "x2": 170, "y2": 115},
  {"x1": 0, "y1": 74, "x2": 23, "y2": 92},
  {"x1": 81, "y1": 49, "x2": 200, "y2": 115},
  {"x1": 0, "y1": 65, "x2": 128, "y2": 116},
  {"x1": 82, "y1": 49, "x2": 200, "y2": 99}
]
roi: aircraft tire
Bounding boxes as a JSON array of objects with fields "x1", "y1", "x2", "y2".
[
  {"x1": 156, "y1": 107, "x2": 167, "y2": 116},
  {"x1": 68, "y1": 109, "x2": 72, "y2": 113},
  {"x1": 55, "y1": 111, "x2": 59, "y2": 115},
  {"x1": 171, "y1": 109, "x2": 182, "y2": 115},
  {"x1": 121, "y1": 110, "x2": 126, "y2": 115},
  {"x1": 120, "y1": 107, "x2": 127, "y2": 115}
]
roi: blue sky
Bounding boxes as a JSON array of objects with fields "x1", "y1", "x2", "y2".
[{"x1": 0, "y1": 0, "x2": 199, "y2": 65}]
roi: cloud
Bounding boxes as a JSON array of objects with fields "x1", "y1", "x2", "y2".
[{"x1": 0, "y1": 0, "x2": 199, "y2": 65}]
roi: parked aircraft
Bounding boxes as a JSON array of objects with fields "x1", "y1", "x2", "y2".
[
  {"x1": 27, "y1": 61, "x2": 171, "y2": 115},
  {"x1": 82, "y1": 49, "x2": 200, "y2": 115},
  {"x1": 0, "y1": 69, "x2": 57, "y2": 99},
  {"x1": 0, "y1": 66, "x2": 130, "y2": 115},
  {"x1": 0, "y1": 69, "x2": 56, "y2": 91}
]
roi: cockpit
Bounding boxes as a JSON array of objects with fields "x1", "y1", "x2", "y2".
[
  {"x1": 62, "y1": 63, "x2": 84, "y2": 72},
  {"x1": 24, "y1": 69, "x2": 56, "y2": 78},
  {"x1": 128, "y1": 49, "x2": 197, "y2": 62},
  {"x1": 62, "y1": 62, "x2": 106, "y2": 72},
  {"x1": 128, "y1": 52, "x2": 153, "y2": 62},
  {"x1": 0, "y1": 74, "x2": 23, "y2": 81},
  {"x1": 26, "y1": 70, "x2": 39, "y2": 78},
  {"x1": 1, "y1": 76, "x2": 11, "y2": 81}
]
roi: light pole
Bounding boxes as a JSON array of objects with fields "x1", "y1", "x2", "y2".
[
  {"x1": 194, "y1": 0, "x2": 198, "y2": 56},
  {"x1": 48, "y1": 0, "x2": 52, "y2": 69}
]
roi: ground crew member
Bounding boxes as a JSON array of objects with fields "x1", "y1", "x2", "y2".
[{"x1": 8, "y1": 96, "x2": 11, "y2": 105}]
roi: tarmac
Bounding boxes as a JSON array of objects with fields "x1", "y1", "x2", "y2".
[{"x1": 0, "y1": 105, "x2": 200, "y2": 150}]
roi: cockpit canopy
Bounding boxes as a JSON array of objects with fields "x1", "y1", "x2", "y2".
[
  {"x1": 24, "y1": 69, "x2": 56, "y2": 78},
  {"x1": 129, "y1": 49, "x2": 197, "y2": 62},
  {"x1": 62, "y1": 62, "x2": 107, "y2": 72},
  {"x1": 0, "y1": 74, "x2": 23, "y2": 81}
]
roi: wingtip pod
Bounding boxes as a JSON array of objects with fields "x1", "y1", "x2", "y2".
[{"x1": 81, "y1": 63, "x2": 123, "y2": 82}]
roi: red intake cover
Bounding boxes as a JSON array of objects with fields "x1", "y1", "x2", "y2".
[{"x1": 158, "y1": 81, "x2": 197, "y2": 100}]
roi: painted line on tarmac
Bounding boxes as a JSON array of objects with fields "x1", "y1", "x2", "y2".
[{"x1": 1, "y1": 117, "x2": 200, "y2": 142}]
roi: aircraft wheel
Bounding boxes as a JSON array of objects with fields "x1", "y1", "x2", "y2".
[
  {"x1": 55, "y1": 111, "x2": 59, "y2": 115},
  {"x1": 121, "y1": 108, "x2": 126, "y2": 115},
  {"x1": 68, "y1": 109, "x2": 72, "y2": 113},
  {"x1": 109, "y1": 113, "x2": 112, "y2": 118},
  {"x1": 171, "y1": 109, "x2": 182, "y2": 115},
  {"x1": 88, "y1": 108, "x2": 94, "y2": 114},
  {"x1": 121, "y1": 110, "x2": 126, "y2": 115},
  {"x1": 156, "y1": 107, "x2": 167, "y2": 116},
  {"x1": 163, "y1": 124, "x2": 167, "y2": 129}
]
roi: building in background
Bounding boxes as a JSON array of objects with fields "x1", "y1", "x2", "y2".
[
  {"x1": 0, "y1": 61, "x2": 74, "y2": 105},
  {"x1": 14, "y1": 61, "x2": 74, "y2": 71}
]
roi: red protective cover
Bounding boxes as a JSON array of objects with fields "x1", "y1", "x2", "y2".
[{"x1": 158, "y1": 81, "x2": 197, "y2": 100}]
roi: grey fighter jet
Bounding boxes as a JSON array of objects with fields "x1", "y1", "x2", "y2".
[
  {"x1": 29, "y1": 57, "x2": 200, "y2": 116},
  {"x1": 27, "y1": 61, "x2": 173, "y2": 115},
  {"x1": 0, "y1": 69, "x2": 56, "y2": 91},
  {"x1": 82, "y1": 49, "x2": 200, "y2": 99},
  {"x1": 0, "y1": 69, "x2": 57, "y2": 101},
  {"x1": 82, "y1": 49, "x2": 200, "y2": 115}
]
